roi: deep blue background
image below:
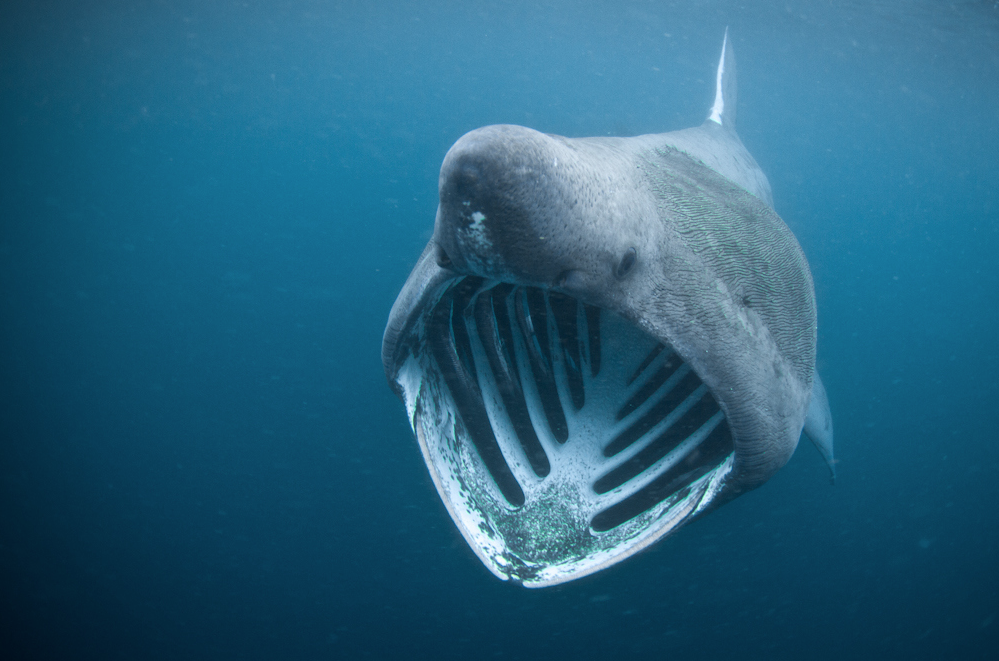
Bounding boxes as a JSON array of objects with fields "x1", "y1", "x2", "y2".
[{"x1": 2, "y1": 1, "x2": 997, "y2": 659}]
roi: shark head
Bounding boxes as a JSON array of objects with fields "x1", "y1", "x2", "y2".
[{"x1": 381, "y1": 31, "x2": 823, "y2": 587}]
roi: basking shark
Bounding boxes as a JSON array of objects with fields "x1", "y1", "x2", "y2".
[{"x1": 382, "y1": 30, "x2": 835, "y2": 587}]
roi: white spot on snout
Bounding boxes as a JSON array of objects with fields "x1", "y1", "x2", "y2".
[{"x1": 462, "y1": 210, "x2": 493, "y2": 268}]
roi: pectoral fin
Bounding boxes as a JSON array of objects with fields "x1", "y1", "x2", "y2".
[{"x1": 803, "y1": 370, "x2": 835, "y2": 484}]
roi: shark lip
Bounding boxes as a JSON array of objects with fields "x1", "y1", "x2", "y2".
[{"x1": 394, "y1": 275, "x2": 735, "y2": 587}]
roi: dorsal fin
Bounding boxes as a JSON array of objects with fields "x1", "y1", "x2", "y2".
[{"x1": 707, "y1": 27, "x2": 737, "y2": 130}]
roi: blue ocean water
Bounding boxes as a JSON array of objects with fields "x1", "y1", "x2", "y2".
[{"x1": 1, "y1": 1, "x2": 997, "y2": 658}]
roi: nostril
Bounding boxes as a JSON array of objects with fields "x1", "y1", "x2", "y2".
[{"x1": 435, "y1": 244, "x2": 453, "y2": 269}]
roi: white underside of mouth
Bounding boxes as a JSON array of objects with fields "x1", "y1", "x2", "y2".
[{"x1": 397, "y1": 278, "x2": 734, "y2": 587}]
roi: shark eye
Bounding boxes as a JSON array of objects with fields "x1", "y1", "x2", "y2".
[
  {"x1": 615, "y1": 247, "x2": 637, "y2": 279},
  {"x1": 435, "y1": 244, "x2": 453, "y2": 269}
]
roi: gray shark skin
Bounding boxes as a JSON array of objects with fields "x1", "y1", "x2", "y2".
[{"x1": 382, "y1": 30, "x2": 835, "y2": 587}]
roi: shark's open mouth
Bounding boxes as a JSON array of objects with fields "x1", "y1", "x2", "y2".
[{"x1": 394, "y1": 276, "x2": 735, "y2": 586}]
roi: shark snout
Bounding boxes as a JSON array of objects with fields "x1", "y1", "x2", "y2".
[{"x1": 433, "y1": 126, "x2": 571, "y2": 284}]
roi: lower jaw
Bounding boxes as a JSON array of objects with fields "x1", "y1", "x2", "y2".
[{"x1": 398, "y1": 276, "x2": 735, "y2": 586}]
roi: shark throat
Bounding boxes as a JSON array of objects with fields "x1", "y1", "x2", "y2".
[{"x1": 396, "y1": 276, "x2": 735, "y2": 587}]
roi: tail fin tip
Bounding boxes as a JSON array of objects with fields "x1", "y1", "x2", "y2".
[{"x1": 707, "y1": 27, "x2": 737, "y2": 129}]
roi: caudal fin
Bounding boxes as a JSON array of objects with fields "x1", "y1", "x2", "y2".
[{"x1": 707, "y1": 27, "x2": 737, "y2": 130}]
